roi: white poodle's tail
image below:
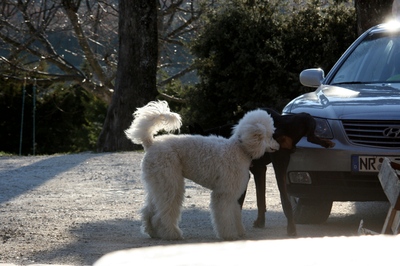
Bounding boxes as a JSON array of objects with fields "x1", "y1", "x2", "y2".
[{"x1": 125, "y1": 100, "x2": 182, "y2": 149}]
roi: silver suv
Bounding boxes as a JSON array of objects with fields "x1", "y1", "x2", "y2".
[{"x1": 283, "y1": 21, "x2": 400, "y2": 223}]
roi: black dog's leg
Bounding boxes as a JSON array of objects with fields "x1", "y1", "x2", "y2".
[
  {"x1": 271, "y1": 149, "x2": 297, "y2": 236},
  {"x1": 250, "y1": 155, "x2": 271, "y2": 228},
  {"x1": 237, "y1": 176, "x2": 249, "y2": 209},
  {"x1": 307, "y1": 135, "x2": 336, "y2": 148},
  {"x1": 304, "y1": 116, "x2": 335, "y2": 149}
]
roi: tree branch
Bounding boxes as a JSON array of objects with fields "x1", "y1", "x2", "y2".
[{"x1": 62, "y1": 1, "x2": 113, "y2": 90}]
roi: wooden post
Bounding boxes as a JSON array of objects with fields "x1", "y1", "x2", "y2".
[{"x1": 378, "y1": 158, "x2": 400, "y2": 235}]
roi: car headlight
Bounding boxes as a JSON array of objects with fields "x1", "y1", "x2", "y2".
[{"x1": 314, "y1": 118, "x2": 333, "y2": 139}]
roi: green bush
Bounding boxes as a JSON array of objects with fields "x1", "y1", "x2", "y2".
[
  {"x1": 0, "y1": 81, "x2": 107, "y2": 155},
  {"x1": 184, "y1": 0, "x2": 356, "y2": 128},
  {"x1": 187, "y1": 1, "x2": 285, "y2": 126},
  {"x1": 282, "y1": 0, "x2": 357, "y2": 99}
]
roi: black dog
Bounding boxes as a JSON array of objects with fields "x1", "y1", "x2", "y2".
[{"x1": 189, "y1": 108, "x2": 335, "y2": 236}]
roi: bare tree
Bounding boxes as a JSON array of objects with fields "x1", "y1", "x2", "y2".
[
  {"x1": 0, "y1": 0, "x2": 206, "y2": 101},
  {"x1": 96, "y1": 0, "x2": 158, "y2": 152},
  {"x1": 1, "y1": 0, "x2": 210, "y2": 151},
  {"x1": 97, "y1": 0, "x2": 210, "y2": 151},
  {"x1": 0, "y1": 0, "x2": 119, "y2": 102},
  {"x1": 156, "y1": 0, "x2": 204, "y2": 101}
]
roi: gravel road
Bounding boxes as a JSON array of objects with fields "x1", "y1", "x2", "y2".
[{"x1": 0, "y1": 152, "x2": 390, "y2": 265}]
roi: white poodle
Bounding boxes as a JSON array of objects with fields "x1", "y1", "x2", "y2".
[{"x1": 125, "y1": 100, "x2": 279, "y2": 240}]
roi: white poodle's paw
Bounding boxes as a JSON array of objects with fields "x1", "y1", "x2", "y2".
[
  {"x1": 237, "y1": 229, "x2": 246, "y2": 239},
  {"x1": 220, "y1": 235, "x2": 240, "y2": 241},
  {"x1": 236, "y1": 223, "x2": 246, "y2": 237},
  {"x1": 141, "y1": 224, "x2": 158, "y2": 239},
  {"x1": 217, "y1": 231, "x2": 243, "y2": 241},
  {"x1": 159, "y1": 226, "x2": 184, "y2": 240}
]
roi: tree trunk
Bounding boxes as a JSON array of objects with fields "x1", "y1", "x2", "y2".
[
  {"x1": 97, "y1": 0, "x2": 158, "y2": 152},
  {"x1": 355, "y1": 0, "x2": 394, "y2": 35}
]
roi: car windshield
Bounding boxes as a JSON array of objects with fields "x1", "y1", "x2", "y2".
[{"x1": 331, "y1": 32, "x2": 400, "y2": 84}]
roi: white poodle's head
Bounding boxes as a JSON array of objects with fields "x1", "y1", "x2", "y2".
[{"x1": 232, "y1": 109, "x2": 280, "y2": 159}]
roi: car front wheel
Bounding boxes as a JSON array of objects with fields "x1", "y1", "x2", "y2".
[{"x1": 291, "y1": 197, "x2": 333, "y2": 224}]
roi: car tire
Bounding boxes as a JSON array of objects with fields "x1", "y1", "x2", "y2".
[{"x1": 291, "y1": 197, "x2": 333, "y2": 224}]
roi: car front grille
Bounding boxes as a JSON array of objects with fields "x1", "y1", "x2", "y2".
[{"x1": 342, "y1": 120, "x2": 400, "y2": 148}]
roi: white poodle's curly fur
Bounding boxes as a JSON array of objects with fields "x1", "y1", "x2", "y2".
[{"x1": 125, "y1": 100, "x2": 279, "y2": 240}]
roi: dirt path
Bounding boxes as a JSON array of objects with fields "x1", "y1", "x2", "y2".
[
  {"x1": 0, "y1": 152, "x2": 285, "y2": 265},
  {"x1": 0, "y1": 152, "x2": 390, "y2": 265}
]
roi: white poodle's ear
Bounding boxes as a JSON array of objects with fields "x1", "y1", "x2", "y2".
[
  {"x1": 249, "y1": 124, "x2": 266, "y2": 143},
  {"x1": 236, "y1": 123, "x2": 268, "y2": 159},
  {"x1": 237, "y1": 123, "x2": 267, "y2": 143}
]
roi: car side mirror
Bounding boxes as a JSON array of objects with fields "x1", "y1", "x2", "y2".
[{"x1": 300, "y1": 68, "x2": 325, "y2": 88}]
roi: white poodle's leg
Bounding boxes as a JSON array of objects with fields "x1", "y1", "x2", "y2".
[
  {"x1": 233, "y1": 202, "x2": 245, "y2": 237},
  {"x1": 141, "y1": 197, "x2": 158, "y2": 238},
  {"x1": 210, "y1": 191, "x2": 241, "y2": 240},
  {"x1": 146, "y1": 172, "x2": 185, "y2": 240}
]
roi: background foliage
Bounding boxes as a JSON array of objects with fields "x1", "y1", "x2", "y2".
[
  {"x1": 1, "y1": 0, "x2": 357, "y2": 154},
  {"x1": 0, "y1": 81, "x2": 107, "y2": 155},
  {"x1": 182, "y1": 0, "x2": 357, "y2": 128}
]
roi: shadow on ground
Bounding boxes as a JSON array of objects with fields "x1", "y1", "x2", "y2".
[
  {"x1": 31, "y1": 203, "x2": 389, "y2": 265},
  {"x1": 33, "y1": 208, "x2": 217, "y2": 265},
  {"x1": 0, "y1": 153, "x2": 101, "y2": 204}
]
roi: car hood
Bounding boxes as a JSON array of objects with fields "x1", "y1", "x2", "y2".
[{"x1": 284, "y1": 84, "x2": 400, "y2": 120}]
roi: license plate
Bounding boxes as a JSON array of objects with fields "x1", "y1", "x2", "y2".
[{"x1": 351, "y1": 155, "x2": 400, "y2": 172}]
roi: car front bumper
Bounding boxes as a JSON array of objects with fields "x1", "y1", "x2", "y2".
[{"x1": 286, "y1": 137, "x2": 398, "y2": 201}]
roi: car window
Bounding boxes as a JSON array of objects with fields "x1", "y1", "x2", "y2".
[{"x1": 331, "y1": 33, "x2": 400, "y2": 84}]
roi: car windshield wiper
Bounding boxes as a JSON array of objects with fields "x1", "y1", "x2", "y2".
[{"x1": 331, "y1": 81, "x2": 364, "y2": 85}]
